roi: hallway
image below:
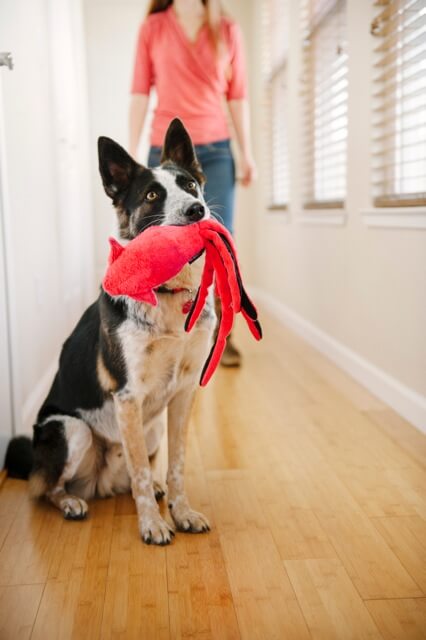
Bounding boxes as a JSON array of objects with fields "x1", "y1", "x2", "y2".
[{"x1": 0, "y1": 0, "x2": 425, "y2": 637}]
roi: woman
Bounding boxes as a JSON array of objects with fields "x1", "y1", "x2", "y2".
[{"x1": 129, "y1": 0, "x2": 255, "y2": 366}]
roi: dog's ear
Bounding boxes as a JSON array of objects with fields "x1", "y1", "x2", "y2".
[
  {"x1": 98, "y1": 137, "x2": 138, "y2": 199},
  {"x1": 161, "y1": 118, "x2": 205, "y2": 185}
]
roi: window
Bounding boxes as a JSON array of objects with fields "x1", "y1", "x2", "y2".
[
  {"x1": 301, "y1": 0, "x2": 348, "y2": 208},
  {"x1": 371, "y1": 0, "x2": 426, "y2": 207},
  {"x1": 262, "y1": 0, "x2": 290, "y2": 209}
]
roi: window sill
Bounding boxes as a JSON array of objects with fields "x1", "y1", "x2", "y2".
[
  {"x1": 266, "y1": 207, "x2": 290, "y2": 222},
  {"x1": 361, "y1": 207, "x2": 426, "y2": 230},
  {"x1": 268, "y1": 203, "x2": 288, "y2": 211},
  {"x1": 297, "y1": 210, "x2": 346, "y2": 226}
]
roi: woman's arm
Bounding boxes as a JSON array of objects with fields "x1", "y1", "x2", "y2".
[
  {"x1": 228, "y1": 98, "x2": 257, "y2": 187},
  {"x1": 129, "y1": 94, "x2": 150, "y2": 159}
]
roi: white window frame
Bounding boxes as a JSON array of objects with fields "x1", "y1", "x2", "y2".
[
  {"x1": 370, "y1": 0, "x2": 426, "y2": 209},
  {"x1": 262, "y1": 0, "x2": 290, "y2": 212},
  {"x1": 300, "y1": 0, "x2": 349, "y2": 212}
]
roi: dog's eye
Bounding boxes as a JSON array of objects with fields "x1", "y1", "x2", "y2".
[
  {"x1": 146, "y1": 191, "x2": 158, "y2": 201},
  {"x1": 187, "y1": 181, "x2": 197, "y2": 191}
]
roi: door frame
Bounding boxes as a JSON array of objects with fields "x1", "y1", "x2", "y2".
[{"x1": 0, "y1": 66, "x2": 21, "y2": 461}]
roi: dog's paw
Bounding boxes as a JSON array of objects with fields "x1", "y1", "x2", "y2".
[
  {"x1": 139, "y1": 514, "x2": 175, "y2": 546},
  {"x1": 62, "y1": 496, "x2": 88, "y2": 521},
  {"x1": 153, "y1": 479, "x2": 166, "y2": 502},
  {"x1": 169, "y1": 500, "x2": 210, "y2": 533}
]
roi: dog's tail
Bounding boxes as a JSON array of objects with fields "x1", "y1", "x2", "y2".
[
  {"x1": 4, "y1": 436, "x2": 33, "y2": 479},
  {"x1": 4, "y1": 435, "x2": 48, "y2": 497}
]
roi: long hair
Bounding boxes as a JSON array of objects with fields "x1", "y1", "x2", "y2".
[{"x1": 146, "y1": 0, "x2": 224, "y2": 52}]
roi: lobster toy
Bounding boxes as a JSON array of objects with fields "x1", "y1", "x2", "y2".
[{"x1": 103, "y1": 218, "x2": 262, "y2": 386}]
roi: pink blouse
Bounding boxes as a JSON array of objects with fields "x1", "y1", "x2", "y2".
[{"x1": 131, "y1": 7, "x2": 247, "y2": 146}]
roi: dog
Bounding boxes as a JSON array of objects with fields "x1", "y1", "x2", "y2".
[{"x1": 7, "y1": 118, "x2": 216, "y2": 546}]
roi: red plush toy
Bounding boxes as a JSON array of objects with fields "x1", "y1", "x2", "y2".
[{"x1": 102, "y1": 218, "x2": 262, "y2": 386}]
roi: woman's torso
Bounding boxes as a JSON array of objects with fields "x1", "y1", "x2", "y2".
[{"x1": 132, "y1": 7, "x2": 246, "y2": 145}]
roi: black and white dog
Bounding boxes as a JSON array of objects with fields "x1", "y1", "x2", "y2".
[{"x1": 7, "y1": 118, "x2": 215, "y2": 545}]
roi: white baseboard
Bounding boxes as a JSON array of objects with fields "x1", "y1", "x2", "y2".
[
  {"x1": 21, "y1": 358, "x2": 57, "y2": 434},
  {"x1": 251, "y1": 287, "x2": 426, "y2": 435}
]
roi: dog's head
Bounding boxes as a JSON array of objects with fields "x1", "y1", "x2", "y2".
[{"x1": 98, "y1": 118, "x2": 208, "y2": 240}]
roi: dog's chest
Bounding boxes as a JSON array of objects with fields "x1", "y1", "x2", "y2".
[{"x1": 118, "y1": 294, "x2": 214, "y2": 415}]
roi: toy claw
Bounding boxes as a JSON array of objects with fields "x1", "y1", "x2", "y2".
[{"x1": 102, "y1": 217, "x2": 262, "y2": 386}]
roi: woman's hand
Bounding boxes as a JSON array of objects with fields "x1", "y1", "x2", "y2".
[{"x1": 238, "y1": 154, "x2": 257, "y2": 187}]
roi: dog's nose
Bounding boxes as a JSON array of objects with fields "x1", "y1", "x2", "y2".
[{"x1": 185, "y1": 203, "x2": 205, "y2": 221}]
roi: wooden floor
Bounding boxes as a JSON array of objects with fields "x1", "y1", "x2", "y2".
[{"x1": 1, "y1": 310, "x2": 426, "y2": 639}]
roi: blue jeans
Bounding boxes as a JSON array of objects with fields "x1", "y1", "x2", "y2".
[{"x1": 148, "y1": 139, "x2": 236, "y2": 234}]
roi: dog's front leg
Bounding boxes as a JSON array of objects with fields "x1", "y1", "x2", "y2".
[
  {"x1": 167, "y1": 387, "x2": 210, "y2": 533},
  {"x1": 114, "y1": 389, "x2": 174, "y2": 545}
]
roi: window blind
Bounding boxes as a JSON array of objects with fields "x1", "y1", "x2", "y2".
[
  {"x1": 301, "y1": 0, "x2": 348, "y2": 209},
  {"x1": 262, "y1": 0, "x2": 290, "y2": 209},
  {"x1": 371, "y1": 0, "x2": 426, "y2": 207}
]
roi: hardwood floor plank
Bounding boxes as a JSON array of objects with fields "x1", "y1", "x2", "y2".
[
  {"x1": 167, "y1": 532, "x2": 240, "y2": 640},
  {"x1": 264, "y1": 504, "x2": 337, "y2": 560},
  {"x1": 303, "y1": 409, "x2": 424, "y2": 520},
  {"x1": 254, "y1": 428, "x2": 423, "y2": 599},
  {"x1": 0, "y1": 491, "x2": 62, "y2": 586},
  {"x1": 219, "y1": 528, "x2": 311, "y2": 640},
  {"x1": 31, "y1": 503, "x2": 100, "y2": 639},
  {"x1": 304, "y1": 402, "x2": 419, "y2": 471},
  {"x1": 285, "y1": 558, "x2": 382, "y2": 640},
  {"x1": 166, "y1": 440, "x2": 240, "y2": 640},
  {"x1": 326, "y1": 466, "x2": 419, "y2": 518},
  {"x1": 0, "y1": 479, "x2": 28, "y2": 551},
  {"x1": 317, "y1": 509, "x2": 423, "y2": 599},
  {"x1": 366, "y1": 409, "x2": 426, "y2": 470},
  {"x1": 31, "y1": 569, "x2": 85, "y2": 640},
  {"x1": 365, "y1": 598, "x2": 426, "y2": 640},
  {"x1": 384, "y1": 466, "x2": 426, "y2": 521},
  {"x1": 0, "y1": 583, "x2": 44, "y2": 640},
  {"x1": 101, "y1": 515, "x2": 169, "y2": 640},
  {"x1": 0, "y1": 470, "x2": 7, "y2": 490},
  {"x1": 209, "y1": 449, "x2": 334, "y2": 561},
  {"x1": 258, "y1": 310, "x2": 384, "y2": 414},
  {"x1": 207, "y1": 471, "x2": 310, "y2": 639},
  {"x1": 47, "y1": 513, "x2": 93, "y2": 581},
  {"x1": 304, "y1": 350, "x2": 385, "y2": 412},
  {"x1": 207, "y1": 470, "x2": 270, "y2": 532},
  {"x1": 68, "y1": 498, "x2": 115, "y2": 640},
  {"x1": 371, "y1": 516, "x2": 426, "y2": 594}
]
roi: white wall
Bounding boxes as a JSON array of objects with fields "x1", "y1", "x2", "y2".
[
  {"x1": 0, "y1": 152, "x2": 13, "y2": 463},
  {"x1": 248, "y1": 0, "x2": 426, "y2": 427},
  {"x1": 0, "y1": 0, "x2": 95, "y2": 441},
  {"x1": 83, "y1": 0, "x2": 148, "y2": 282}
]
